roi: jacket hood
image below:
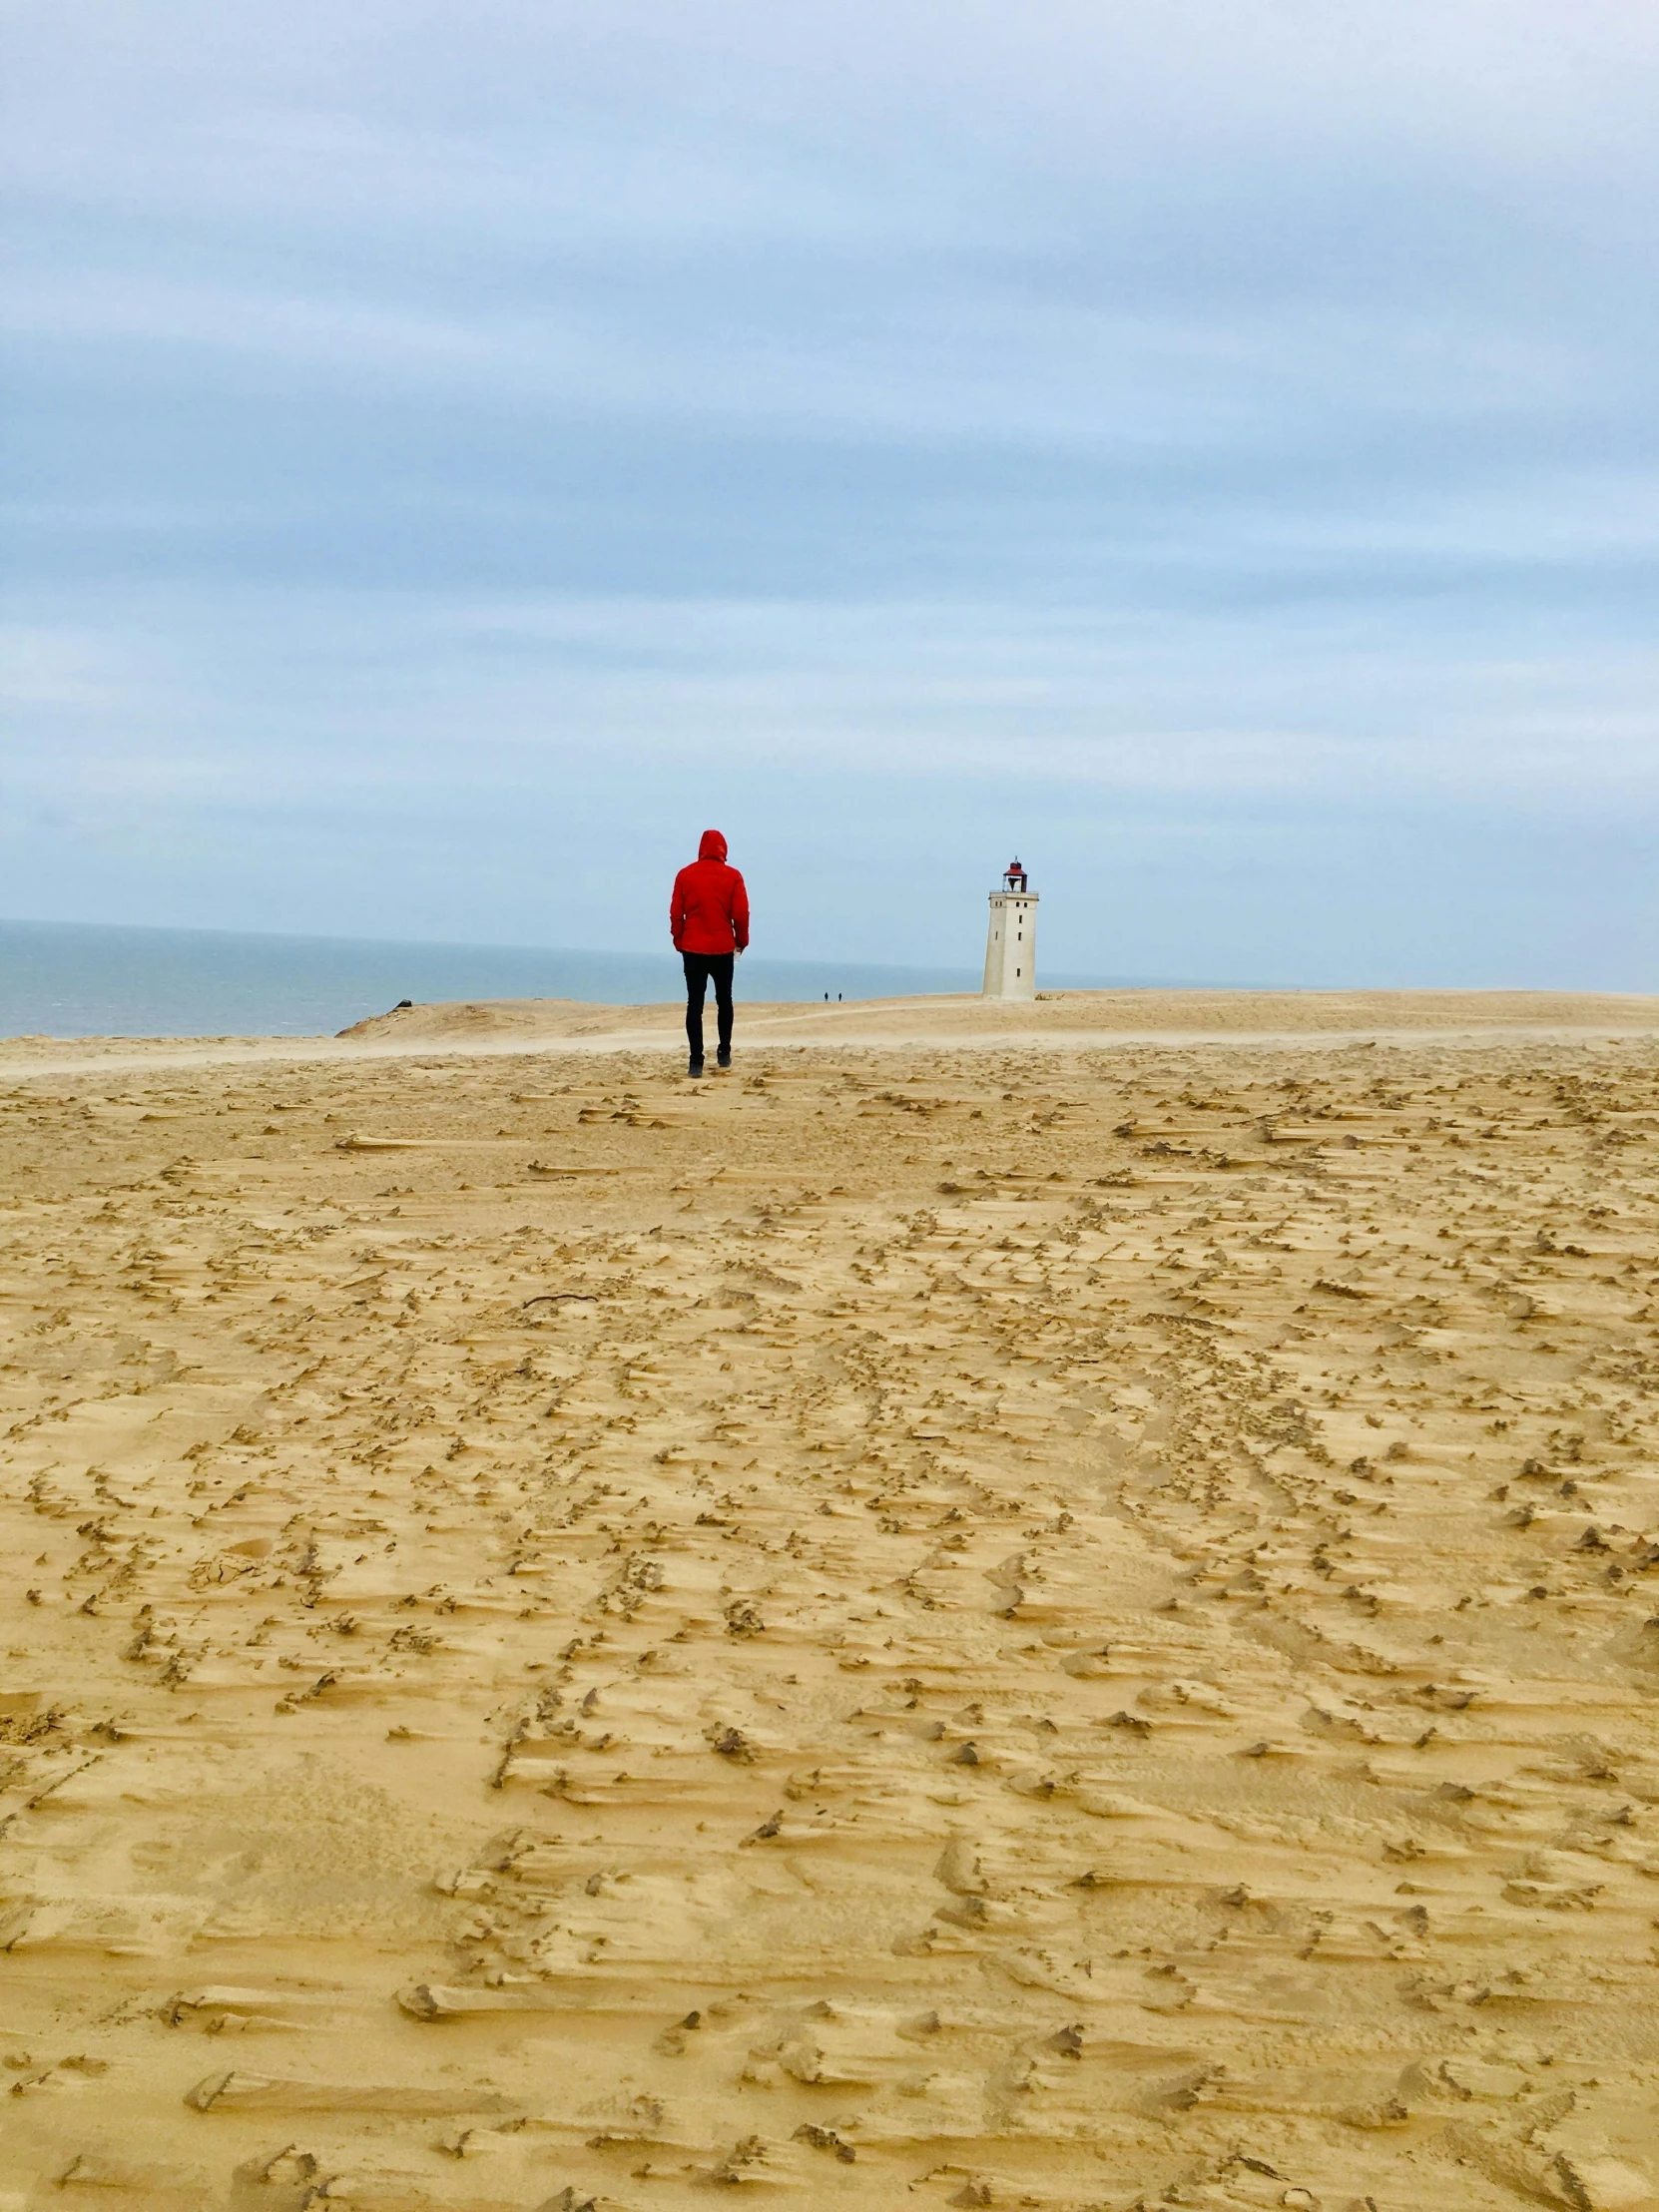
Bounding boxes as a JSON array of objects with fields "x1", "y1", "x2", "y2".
[{"x1": 698, "y1": 829, "x2": 728, "y2": 863}]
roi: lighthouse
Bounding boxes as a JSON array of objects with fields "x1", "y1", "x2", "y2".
[{"x1": 983, "y1": 857, "x2": 1038, "y2": 999}]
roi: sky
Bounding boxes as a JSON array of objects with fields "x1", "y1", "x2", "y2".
[{"x1": 3, "y1": 0, "x2": 1657, "y2": 986}]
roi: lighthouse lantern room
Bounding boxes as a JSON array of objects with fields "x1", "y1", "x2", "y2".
[{"x1": 982, "y1": 858, "x2": 1038, "y2": 999}]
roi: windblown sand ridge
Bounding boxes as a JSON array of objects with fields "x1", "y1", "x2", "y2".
[
  {"x1": 332, "y1": 986, "x2": 1659, "y2": 1051},
  {"x1": 1, "y1": 995, "x2": 1658, "y2": 2208},
  {"x1": 5, "y1": 985, "x2": 1659, "y2": 1077}
]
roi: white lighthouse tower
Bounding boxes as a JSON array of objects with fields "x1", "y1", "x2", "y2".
[{"x1": 983, "y1": 857, "x2": 1038, "y2": 999}]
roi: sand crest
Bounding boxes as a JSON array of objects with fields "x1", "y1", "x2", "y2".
[{"x1": 0, "y1": 992, "x2": 1657, "y2": 2208}]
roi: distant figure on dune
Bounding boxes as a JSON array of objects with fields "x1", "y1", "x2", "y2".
[{"x1": 671, "y1": 828, "x2": 750, "y2": 1078}]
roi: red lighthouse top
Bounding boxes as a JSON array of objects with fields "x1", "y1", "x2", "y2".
[{"x1": 1003, "y1": 858, "x2": 1029, "y2": 893}]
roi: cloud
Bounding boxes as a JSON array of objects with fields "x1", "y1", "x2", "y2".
[{"x1": 1, "y1": 0, "x2": 1656, "y2": 981}]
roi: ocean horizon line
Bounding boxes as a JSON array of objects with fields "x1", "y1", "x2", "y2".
[{"x1": 0, "y1": 915, "x2": 1238, "y2": 1041}]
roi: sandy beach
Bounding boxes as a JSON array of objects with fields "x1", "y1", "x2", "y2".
[{"x1": 3, "y1": 988, "x2": 1659, "y2": 2210}]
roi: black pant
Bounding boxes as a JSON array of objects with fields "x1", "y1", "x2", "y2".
[{"x1": 682, "y1": 952, "x2": 734, "y2": 1063}]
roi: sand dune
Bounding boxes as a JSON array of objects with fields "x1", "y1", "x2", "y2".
[
  {"x1": 332, "y1": 985, "x2": 1659, "y2": 1048},
  {"x1": 1, "y1": 994, "x2": 1658, "y2": 2207},
  {"x1": 5, "y1": 985, "x2": 1658, "y2": 1080}
]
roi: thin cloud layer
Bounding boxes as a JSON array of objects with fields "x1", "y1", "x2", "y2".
[{"x1": 3, "y1": 0, "x2": 1656, "y2": 983}]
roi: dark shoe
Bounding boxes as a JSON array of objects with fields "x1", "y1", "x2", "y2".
[
  {"x1": 716, "y1": 1047, "x2": 732, "y2": 1069},
  {"x1": 687, "y1": 1058, "x2": 704, "y2": 1079}
]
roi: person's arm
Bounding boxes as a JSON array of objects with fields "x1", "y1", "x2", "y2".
[
  {"x1": 732, "y1": 871, "x2": 750, "y2": 953},
  {"x1": 670, "y1": 867, "x2": 687, "y2": 949}
]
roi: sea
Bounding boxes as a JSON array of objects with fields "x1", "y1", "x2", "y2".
[{"x1": 0, "y1": 917, "x2": 1143, "y2": 1041}]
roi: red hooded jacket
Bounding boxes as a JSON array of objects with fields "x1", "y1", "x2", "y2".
[{"x1": 671, "y1": 830, "x2": 750, "y2": 956}]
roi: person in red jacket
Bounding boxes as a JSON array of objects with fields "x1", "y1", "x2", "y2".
[{"x1": 670, "y1": 829, "x2": 750, "y2": 1076}]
